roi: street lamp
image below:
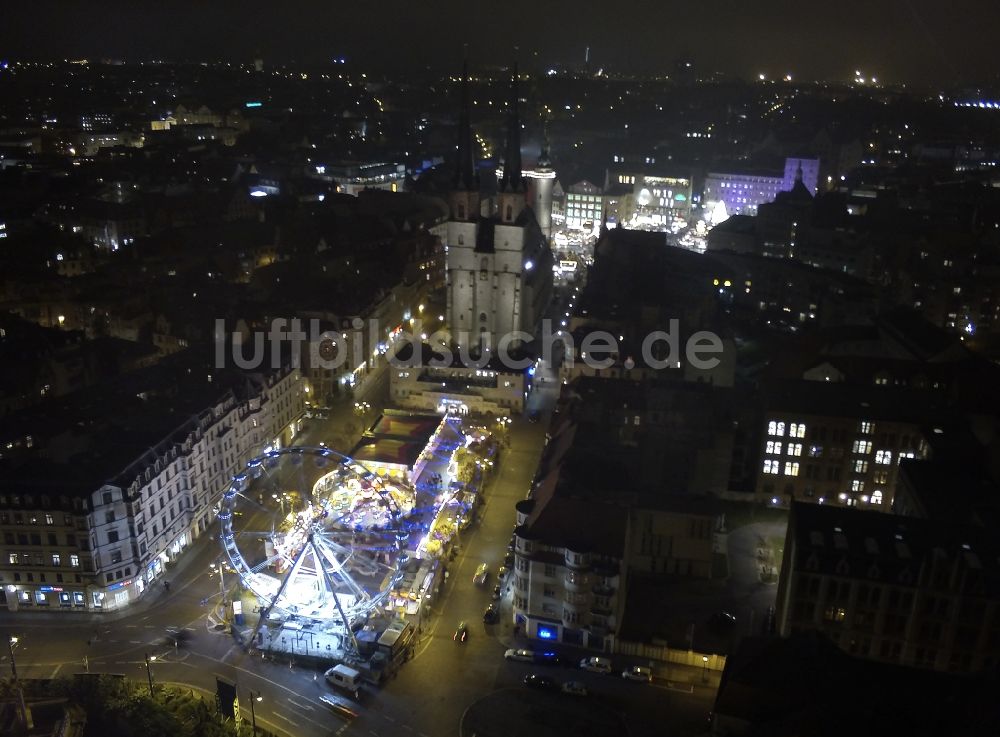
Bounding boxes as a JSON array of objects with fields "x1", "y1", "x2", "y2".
[
  {"x1": 702, "y1": 655, "x2": 709, "y2": 683},
  {"x1": 249, "y1": 690, "x2": 262, "y2": 734},
  {"x1": 144, "y1": 653, "x2": 156, "y2": 697},
  {"x1": 8, "y1": 635, "x2": 30, "y2": 728}
]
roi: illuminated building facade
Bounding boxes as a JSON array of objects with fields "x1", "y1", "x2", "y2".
[
  {"x1": 756, "y1": 382, "x2": 930, "y2": 509},
  {"x1": 605, "y1": 170, "x2": 693, "y2": 227},
  {"x1": 0, "y1": 362, "x2": 304, "y2": 614},
  {"x1": 564, "y1": 180, "x2": 604, "y2": 230},
  {"x1": 705, "y1": 158, "x2": 820, "y2": 217}
]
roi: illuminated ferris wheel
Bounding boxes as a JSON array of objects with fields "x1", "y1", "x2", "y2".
[{"x1": 217, "y1": 446, "x2": 415, "y2": 636}]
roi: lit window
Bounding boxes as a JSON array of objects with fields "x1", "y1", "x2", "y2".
[
  {"x1": 766, "y1": 441, "x2": 783, "y2": 455},
  {"x1": 52, "y1": 553, "x2": 61, "y2": 566},
  {"x1": 851, "y1": 480, "x2": 865, "y2": 493},
  {"x1": 763, "y1": 460, "x2": 781, "y2": 474},
  {"x1": 784, "y1": 462, "x2": 800, "y2": 476},
  {"x1": 859, "y1": 421, "x2": 874, "y2": 434},
  {"x1": 70, "y1": 554, "x2": 80, "y2": 568},
  {"x1": 854, "y1": 460, "x2": 869, "y2": 474},
  {"x1": 768, "y1": 421, "x2": 786, "y2": 436},
  {"x1": 788, "y1": 443, "x2": 803, "y2": 457},
  {"x1": 789, "y1": 423, "x2": 806, "y2": 438},
  {"x1": 875, "y1": 450, "x2": 892, "y2": 465},
  {"x1": 808, "y1": 445, "x2": 823, "y2": 458},
  {"x1": 8, "y1": 553, "x2": 18, "y2": 565},
  {"x1": 870, "y1": 490, "x2": 883, "y2": 505},
  {"x1": 852, "y1": 440, "x2": 872, "y2": 454}
]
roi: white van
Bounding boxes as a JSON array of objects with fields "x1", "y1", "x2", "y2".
[{"x1": 325, "y1": 664, "x2": 362, "y2": 697}]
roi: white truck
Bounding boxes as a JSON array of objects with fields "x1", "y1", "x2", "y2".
[{"x1": 325, "y1": 664, "x2": 362, "y2": 698}]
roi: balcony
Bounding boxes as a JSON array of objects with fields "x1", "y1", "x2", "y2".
[
  {"x1": 564, "y1": 549, "x2": 590, "y2": 570},
  {"x1": 565, "y1": 572, "x2": 590, "y2": 592},
  {"x1": 564, "y1": 591, "x2": 591, "y2": 609}
]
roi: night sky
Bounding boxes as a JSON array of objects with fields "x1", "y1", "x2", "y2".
[{"x1": 2, "y1": 0, "x2": 996, "y2": 87}]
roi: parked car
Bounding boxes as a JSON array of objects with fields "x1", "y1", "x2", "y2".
[
  {"x1": 534, "y1": 651, "x2": 563, "y2": 667},
  {"x1": 579, "y1": 656, "x2": 613, "y2": 674},
  {"x1": 473, "y1": 563, "x2": 489, "y2": 585},
  {"x1": 497, "y1": 565, "x2": 510, "y2": 580},
  {"x1": 483, "y1": 602, "x2": 500, "y2": 624},
  {"x1": 491, "y1": 583, "x2": 503, "y2": 600},
  {"x1": 504, "y1": 648, "x2": 535, "y2": 663},
  {"x1": 561, "y1": 681, "x2": 588, "y2": 696},
  {"x1": 503, "y1": 552, "x2": 515, "y2": 568},
  {"x1": 453, "y1": 621, "x2": 468, "y2": 642},
  {"x1": 622, "y1": 665, "x2": 652, "y2": 682},
  {"x1": 523, "y1": 674, "x2": 556, "y2": 690}
]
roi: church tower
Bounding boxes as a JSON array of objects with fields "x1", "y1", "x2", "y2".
[
  {"x1": 446, "y1": 61, "x2": 553, "y2": 353},
  {"x1": 529, "y1": 125, "x2": 556, "y2": 241}
]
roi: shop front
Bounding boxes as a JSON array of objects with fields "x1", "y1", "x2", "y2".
[{"x1": 3, "y1": 584, "x2": 88, "y2": 612}]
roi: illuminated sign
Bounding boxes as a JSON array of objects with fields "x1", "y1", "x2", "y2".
[
  {"x1": 245, "y1": 101, "x2": 262, "y2": 108},
  {"x1": 537, "y1": 625, "x2": 557, "y2": 640}
]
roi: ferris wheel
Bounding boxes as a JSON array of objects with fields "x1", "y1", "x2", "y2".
[{"x1": 217, "y1": 446, "x2": 415, "y2": 639}]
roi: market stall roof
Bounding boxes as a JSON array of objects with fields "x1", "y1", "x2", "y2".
[{"x1": 351, "y1": 436, "x2": 425, "y2": 469}]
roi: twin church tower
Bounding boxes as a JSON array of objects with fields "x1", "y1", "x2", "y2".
[{"x1": 445, "y1": 62, "x2": 554, "y2": 352}]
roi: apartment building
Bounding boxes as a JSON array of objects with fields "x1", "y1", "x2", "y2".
[
  {"x1": 776, "y1": 501, "x2": 1000, "y2": 673},
  {"x1": 0, "y1": 356, "x2": 303, "y2": 613},
  {"x1": 511, "y1": 493, "x2": 627, "y2": 650}
]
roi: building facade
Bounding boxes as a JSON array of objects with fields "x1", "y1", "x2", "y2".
[
  {"x1": 755, "y1": 383, "x2": 929, "y2": 508},
  {"x1": 0, "y1": 365, "x2": 304, "y2": 613},
  {"x1": 705, "y1": 158, "x2": 820, "y2": 217},
  {"x1": 776, "y1": 502, "x2": 1000, "y2": 673},
  {"x1": 511, "y1": 496, "x2": 626, "y2": 650},
  {"x1": 389, "y1": 358, "x2": 529, "y2": 416}
]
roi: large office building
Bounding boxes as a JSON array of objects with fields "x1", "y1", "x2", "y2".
[
  {"x1": 755, "y1": 381, "x2": 931, "y2": 509},
  {"x1": 445, "y1": 64, "x2": 553, "y2": 350},
  {"x1": 705, "y1": 157, "x2": 820, "y2": 217}
]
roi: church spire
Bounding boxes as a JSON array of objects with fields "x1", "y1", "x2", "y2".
[
  {"x1": 500, "y1": 62, "x2": 524, "y2": 192},
  {"x1": 453, "y1": 53, "x2": 476, "y2": 191}
]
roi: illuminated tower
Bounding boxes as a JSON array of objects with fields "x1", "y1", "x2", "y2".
[{"x1": 527, "y1": 130, "x2": 555, "y2": 241}]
